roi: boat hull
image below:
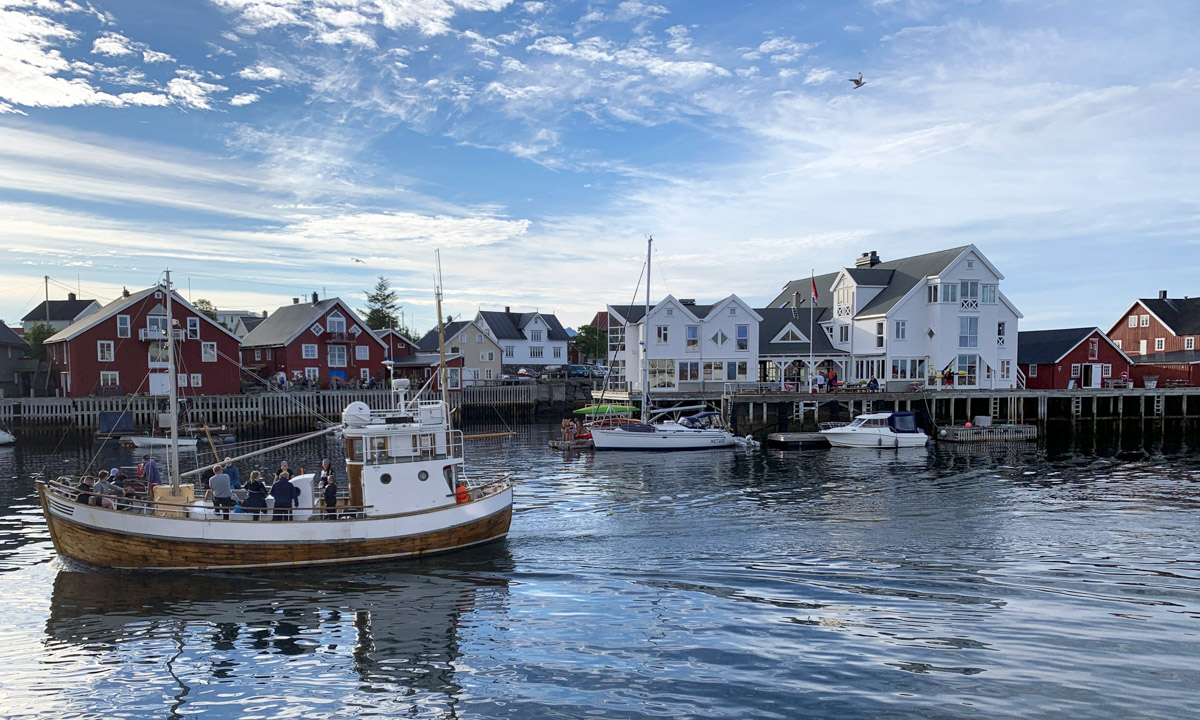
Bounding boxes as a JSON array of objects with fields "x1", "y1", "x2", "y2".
[
  {"x1": 127, "y1": 436, "x2": 199, "y2": 448},
  {"x1": 0, "y1": 430, "x2": 14, "y2": 445},
  {"x1": 38, "y1": 483, "x2": 512, "y2": 570},
  {"x1": 591, "y1": 426, "x2": 735, "y2": 451},
  {"x1": 820, "y1": 429, "x2": 929, "y2": 448}
]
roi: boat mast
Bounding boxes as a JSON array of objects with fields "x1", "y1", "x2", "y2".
[
  {"x1": 435, "y1": 250, "x2": 449, "y2": 408},
  {"x1": 165, "y1": 270, "x2": 180, "y2": 495},
  {"x1": 642, "y1": 236, "x2": 652, "y2": 423}
]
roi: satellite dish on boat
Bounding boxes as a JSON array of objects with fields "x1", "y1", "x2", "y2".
[{"x1": 343, "y1": 401, "x2": 372, "y2": 427}]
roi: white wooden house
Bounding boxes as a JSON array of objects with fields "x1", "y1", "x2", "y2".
[{"x1": 475, "y1": 307, "x2": 570, "y2": 368}]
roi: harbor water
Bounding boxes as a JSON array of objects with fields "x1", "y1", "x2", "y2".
[{"x1": 0, "y1": 426, "x2": 1198, "y2": 718}]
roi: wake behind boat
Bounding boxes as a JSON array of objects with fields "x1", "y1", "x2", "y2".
[{"x1": 820, "y1": 411, "x2": 929, "y2": 448}]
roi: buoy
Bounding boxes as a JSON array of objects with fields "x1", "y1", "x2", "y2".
[{"x1": 964, "y1": 422, "x2": 972, "y2": 428}]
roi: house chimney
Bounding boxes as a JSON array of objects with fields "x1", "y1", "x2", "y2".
[
  {"x1": 680, "y1": 299, "x2": 696, "y2": 305},
  {"x1": 505, "y1": 306, "x2": 511, "y2": 313},
  {"x1": 122, "y1": 287, "x2": 130, "y2": 297},
  {"x1": 793, "y1": 291, "x2": 802, "y2": 308},
  {"x1": 312, "y1": 292, "x2": 320, "y2": 304},
  {"x1": 262, "y1": 310, "x2": 268, "y2": 317},
  {"x1": 293, "y1": 297, "x2": 300, "y2": 304},
  {"x1": 1159, "y1": 290, "x2": 1168, "y2": 300},
  {"x1": 855, "y1": 251, "x2": 880, "y2": 269},
  {"x1": 68, "y1": 292, "x2": 77, "y2": 302}
]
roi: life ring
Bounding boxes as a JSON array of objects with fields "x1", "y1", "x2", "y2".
[{"x1": 783, "y1": 382, "x2": 795, "y2": 391}]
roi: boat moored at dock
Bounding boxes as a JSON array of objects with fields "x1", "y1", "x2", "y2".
[{"x1": 820, "y1": 411, "x2": 929, "y2": 448}]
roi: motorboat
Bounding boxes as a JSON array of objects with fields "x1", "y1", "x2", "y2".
[
  {"x1": 589, "y1": 238, "x2": 736, "y2": 452},
  {"x1": 820, "y1": 411, "x2": 929, "y2": 448},
  {"x1": 124, "y1": 434, "x2": 199, "y2": 449},
  {"x1": 0, "y1": 429, "x2": 14, "y2": 445},
  {"x1": 36, "y1": 269, "x2": 514, "y2": 570}
]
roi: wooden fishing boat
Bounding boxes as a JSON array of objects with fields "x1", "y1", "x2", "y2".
[{"x1": 36, "y1": 270, "x2": 513, "y2": 571}]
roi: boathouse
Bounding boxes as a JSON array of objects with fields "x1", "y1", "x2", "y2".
[
  {"x1": 1017, "y1": 327, "x2": 1131, "y2": 390},
  {"x1": 1107, "y1": 292, "x2": 1200, "y2": 387},
  {"x1": 44, "y1": 285, "x2": 242, "y2": 397}
]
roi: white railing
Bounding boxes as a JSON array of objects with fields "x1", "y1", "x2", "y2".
[
  {"x1": 961, "y1": 299, "x2": 980, "y2": 310},
  {"x1": 997, "y1": 336, "x2": 1006, "y2": 347},
  {"x1": 138, "y1": 328, "x2": 186, "y2": 341}
]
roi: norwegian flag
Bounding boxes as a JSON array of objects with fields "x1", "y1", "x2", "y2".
[{"x1": 810, "y1": 276, "x2": 818, "y2": 304}]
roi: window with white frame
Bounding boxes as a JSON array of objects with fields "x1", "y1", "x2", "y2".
[
  {"x1": 327, "y1": 312, "x2": 346, "y2": 333},
  {"x1": 942, "y1": 283, "x2": 958, "y2": 303},
  {"x1": 1029, "y1": 364, "x2": 1038, "y2": 377},
  {"x1": 729, "y1": 307, "x2": 737, "y2": 316},
  {"x1": 305, "y1": 367, "x2": 319, "y2": 381},
  {"x1": 328, "y1": 345, "x2": 347, "y2": 367},
  {"x1": 981, "y1": 284, "x2": 997, "y2": 304},
  {"x1": 836, "y1": 287, "x2": 854, "y2": 315},
  {"x1": 99, "y1": 371, "x2": 119, "y2": 386},
  {"x1": 178, "y1": 373, "x2": 188, "y2": 388},
  {"x1": 649, "y1": 359, "x2": 676, "y2": 389},
  {"x1": 477, "y1": 334, "x2": 483, "y2": 343},
  {"x1": 927, "y1": 284, "x2": 939, "y2": 303},
  {"x1": 1088, "y1": 338, "x2": 1099, "y2": 361},
  {"x1": 356, "y1": 345, "x2": 370, "y2": 361},
  {"x1": 97, "y1": 340, "x2": 114, "y2": 362},
  {"x1": 1155, "y1": 338, "x2": 1165, "y2": 351},
  {"x1": 966, "y1": 260, "x2": 975, "y2": 269},
  {"x1": 447, "y1": 367, "x2": 461, "y2": 389},
  {"x1": 666, "y1": 308, "x2": 673, "y2": 317},
  {"x1": 530, "y1": 346, "x2": 544, "y2": 358},
  {"x1": 711, "y1": 330, "x2": 729, "y2": 346},
  {"x1": 960, "y1": 280, "x2": 979, "y2": 301},
  {"x1": 254, "y1": 349, "x2": 262, "y2": 361},
  {"x1": 266, "y1": 349, "x2": 273, "y2": 360},
  {"x1": 530, "y1": 329, "x2": 543, "y2": 342},
  {"x1": 311, "y1": 323, "x2": 323, "y2": 336},
  {"x1": 553, "y1": 346, "x2": 561, "y2": 358},
  {"x1": 656, "y1": 326, "x2": 669, "y2": 343},
  {"x1": 894, "y1": 320, "x2": 906, "y2": 340},
  {"x1": 350, "y1": 325, "x2": 361, "y2": 336},
  {"x1": 1071, "y1": 363, "x2": 1081, "y2": 378},
  {"x1": 702, "y1": 361, "x2": 724, "y2": 381},
  {"x1": 1140, "y1": 315, "x2": 1149, "y2": 327},
  {"x1": 889, "y1": 358, "x2": 926, "y2": 380},
  {"x1": 116, "y1": 315, "x2": 130, "y2": 338},
  {"x1": 1187, "y1": 337, "x2": 1195, "y2": 351},
  {"x1": 736, "y1": 325, "x2": 749, "y2": 350},
  {"x1": 1102, "y1": 364, "x2": 1112, "y2": 378},
  {"x1": 875, "y1": 322, "x2": 885, "y2": 349},
  {"x1": 1115, "y1": 340, "x2": 1122, "y2": 349},
  {"x1": 959, "y1": 316, "x2": 979, "y2": 348},
  {"x1": 505, "y1": 346, "x2": 514, "y2": 358},
  {"x1": 1128, "y1": 315, "x2": 1137, "y2": 328},
  {"x1": 997, "y1": 321, "x2": 1006, "y2": 347},
  {"x1": 360, "y1": 368, "x2": 369, "y2": 380},
  {"x1": 187, "y1": 316, "x2": 200, "y2": 339},
  {"x1": 202, "y1": 342, "x2": 217, "y2": 362},
  {"x1": 485, "y1": 368, "x2": 493, "y2": 380},
  {"x1": 686, "y1": 325, "x2": 699, "y2": 351},
  {"x1": 839, "y1": 325, "x2": 849, "y2": 343},
  {"x1": 302, "y1": 344, "x2": 318, "y2": 359},
  {"x1": 679, "y1": 361, "x2": 699, "y2": 381},
  {"x1": 1000, "y1": 359, "x2": 1011, "y2": 379},
  {"x1": 191, "y1": 373, "x2": 202, "y2": 387}
]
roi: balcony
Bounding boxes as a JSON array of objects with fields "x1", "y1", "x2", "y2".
[
  {"x1": 961, "y1": 298, "x2": 980, "y2": 311},
  {"x1": 997, "y1": 336, "x2": 1006, "y2": 348},
  {"x1": 139, "y1": 328, "x2": 186, "y2": 342},
  {"x1": 324, "y1": 331, "x2": 353, "y2": 343}
]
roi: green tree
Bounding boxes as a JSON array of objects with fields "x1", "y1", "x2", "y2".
[
  {"x1": 572, "y1": 324, "x2": 607, "y2": 363},
  {"x1": 363, "y1": 276, "x2": 400, "y2": 331},
  {"x1": 24, "y1": 323, "x2": 55, "y2": 361},
  {"x1": 192, "y1": 298, "x2": 220, "y2": 323}
]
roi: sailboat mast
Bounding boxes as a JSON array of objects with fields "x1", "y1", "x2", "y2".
[
  {"x1": 642, "y1": 236, "x2": 652, "y2": 423},
  {"x1": 435, "y1": 250, "x2": 449, "y2": 408},
  {"x1": 165, "y1": 270, "x2": 180, "y2": 494}
]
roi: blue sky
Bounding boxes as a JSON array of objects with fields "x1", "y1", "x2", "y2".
[{"x1": 1, "y1": 0, "x2": 1197, "y2": 335}]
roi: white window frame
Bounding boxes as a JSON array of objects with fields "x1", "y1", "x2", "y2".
[
  {"x1": 927, "y1": 284, "x2": 939, "y2": 303},
  {"x1": 1187, "y1": 337, "x2": 1195, "y2": 351},
  {"x1": 505, "y1": 346, "x2": 514, "y2": 358},
  {"x1": 311, "y1": 323, "x2": 324, "y2": 336},
  {"x1": 981, "y1": 284, "x2": 997, "y2": 304},
  {"x1": 305, "y1": 367, "x2": 319, "y2": 381},
  {"x1": 553, "y1": 346, "x2": 562, "y2": 358},
  {"x1": 485, "y1": 368, "x2": 493, "y2": 380},
  {"x1": 530, "y1": 346, "x2": 544, "y2": 358},
  {"x1": 99, "y1": 371, "x2": 119, "y2": 387},
  {"x1": 530, "y1": 329, "x2": 543, "y2": 342},
  {"x1": 477, "y1": 334, "x2": 483, "y2": 343},
  {"x1": 736, "y1": 324, "x2": 749, "y2": 351},
  {"x1": 838, "y1": 325, "x2": 849, "y2": 343},
  {"x1": 1000, "y1": 359, "x2": 1011, "y2": 380},
  {"x1": 202, "y1": 341, "x2": 217, "y2": 363},
  {"x1": 178, "y1": 373, "x2": 188, "y2": 388},
  {"x1": 943, "y1": 284, "x2": 958, "y2": 303},
  {"x1": 327, "y1": 311, "x2": 346, "y2": 334},
  {"x1": 686, "y1": 325, "x2": 699, "y2": 351},
  {"x1": 1155, "y1": 338, "x2": 1165, "y2": 352},
  {"x1": 656, "y1": 325, "x2": 669, "y2": 344},
  {"x1": 1128, "y1": 315, "x2": 1137, "y2": 328},
  {"x1": 360, "y1": 368, "x2": 370, "y2": 380},
  {"x1": 894, "y1": 320, "x2": 906, "y2": 340},
  {"x1": 447, "y1": 367, "x2": 462, "y2": 390},
  {"x1": 356, "y1": 345, "x2": 370, "y2": 361},
  {"x1": 187, "y1": 316, "x2": 200, "y2": 340},
  {"x1": 679, "y1": 361, "x2": 699, "y2": 382},
  {"x1": 875, "y1": 321, "x2": 885, "y2": 349},
  {"x1": 116, "y1": 315, "x2": 130, "y2": 338},
  {"x1": 190, "y1": 373, "x2": 202, "y2": 387},
  {"x1": 1071, "y1": 363, "x2": 1081, "y2": 378},
  {"x1": 959, "y1": 316, "x2": 979, "y2": 348},
  {"x1": 1028, "y1": 364, "x2": 1038, "y2": 377},
  {"x1": 1140, "y1": 314, "x2": 1149, "y2": 327},
  {"x1": 254, "y1": 349, "x2": 262, "y2": 361},
  {"x1": 302, "y1": 344, "x2": 318, "y2": 359},
  {"x1": 328, "y1": 345, "x2": 347, "y2": 367},
  {"x1": 97, "y1": 340, "x2": 114, "y2": 362},
  {"x1": 1102, "y1": 364, "x2": 1112, "y2": 378},
  {"x1": 1115, "y1": 340, "x2": 1122, "y2": 349}
]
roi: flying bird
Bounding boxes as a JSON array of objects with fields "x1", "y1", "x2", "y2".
[
  {"x1": 849, "y1": 72, "x2": 865, "y2": 89},
  {"x1": 352, "y1": 257, "x2": 365, "y2": 263}
]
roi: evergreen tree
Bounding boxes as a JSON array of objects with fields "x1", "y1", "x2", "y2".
[
  {"x1": 363, "y1": 276, "x2": 400, "y2": 331},
  {"x1": 24, "y1": 323, "x2": 55, "y2": 361}
]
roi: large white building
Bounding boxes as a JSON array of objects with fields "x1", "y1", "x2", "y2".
[
  {"x1": 772, "y1": 245, "x2": 1022, "y2": 389},
  {"x1": 475, "y1": 308, "x2": 571, "y2": 368}
]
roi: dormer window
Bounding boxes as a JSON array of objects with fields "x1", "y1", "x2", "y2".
[
  {"x1": 530, "y1": 329, "x2": 542, "y2": 342},
  {"x1": 327, "y1": 311, "x2": 346, "y2": 334}
]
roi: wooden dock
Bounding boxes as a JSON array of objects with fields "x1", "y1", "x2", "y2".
[
  {"x1": 549, "y1": 439, "x2": 594, "y2": 451},
  {"x1": 937, "y1": 424, "x2": 1037, "y2": 443}
]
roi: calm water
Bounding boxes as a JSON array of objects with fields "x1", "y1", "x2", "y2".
[{"x1": 0, "y1": 428, "x2": 1198, "y2": 719}]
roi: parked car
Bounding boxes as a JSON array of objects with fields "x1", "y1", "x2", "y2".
[
  {"x1": 591, "y1": 364, "x2": 610, "y2": 377},
  {"x1": 517, "y1": 367, "x2": 541, "y2": 379},
  {"x1": 567, "y1": 364, "x2": 592, "y2": 378}
]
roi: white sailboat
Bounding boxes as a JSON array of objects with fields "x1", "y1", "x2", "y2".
[
  {"x1": 591, "y1": 238, "x2": 736, "y2": 452},
  {"x1": 36, "y1": 269, "x2": 514, "y2": 570}
]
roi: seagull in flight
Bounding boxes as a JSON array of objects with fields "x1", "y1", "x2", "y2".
[
  {"x1": 352, "y1": 257, "x2": 365, "y2": 264},
  {"x1": 849, "y1": 72, "x2": 865, "y2": 89}
]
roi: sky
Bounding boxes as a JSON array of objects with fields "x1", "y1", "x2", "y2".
[{"x1": 1, "y1": 0, "x2": 1198, "y2": 336}]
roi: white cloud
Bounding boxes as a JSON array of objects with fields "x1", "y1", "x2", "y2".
[
  {"x1": 230, "y1": 92, "x2": 260, "y2": 106},
  {"x1": 844, "y1": 24, "x2": 863, "y2": 32},
  {"x1": 167, "y1": 70, "x2": 228, "y2": 110},
  {"x1": 803, "y1": 67, "x2": 836, "y2": 84},
  {"x1": 142, "y1": 49, "x2": 175, "y2": 63},
  {"x1": 236, "y1": 62, "x2": 285, "y2": 82},
  {"x1": 210, "y1": 0, "x2": 514, "y2": 40},
  {"x1": 521, "y1": 1, "x2": 547, "y2": 14},
  {"x1": 615, "y1": 1, "x2": 669, "y2": 21},
  {"x1": 0, "y1": 8, "x2": 125, "y2": 109},
  {"x1": 756, "y1": 37, "x2": 815, "y2": 64},
  {"x1": 91, "y1": 32, "x2": 135, "y2": 57}
]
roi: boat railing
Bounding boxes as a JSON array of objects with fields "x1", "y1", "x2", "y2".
[{"x1": 818, "y1": 422, "x2": 849, "y2": 431}]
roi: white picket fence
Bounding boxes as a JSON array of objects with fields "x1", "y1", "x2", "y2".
[{"x1": 0, "y1": 385, "x2": 536, "y2": 429}]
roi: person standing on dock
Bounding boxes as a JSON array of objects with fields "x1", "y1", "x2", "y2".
[{"x1": 816, "y1": 372, "x2": 826, "y2": 393}]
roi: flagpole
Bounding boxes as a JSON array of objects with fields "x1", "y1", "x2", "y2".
[{"x1": 809, "y1": 270, "x2": 815, "y2": 392}]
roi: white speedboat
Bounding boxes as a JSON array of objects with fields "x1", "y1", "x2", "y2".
[
  {"x1": 820, "y1": 411, "x2": 929, "y2": 448},
  {"x1": 125, "y1": 435, "x2": 199, "y2": 449},
  {"x1": 0, "y1": 429, "x2": 14, "y2": 445}
]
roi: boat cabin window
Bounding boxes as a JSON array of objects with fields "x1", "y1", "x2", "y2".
[
  {"x1": 443, "y1": 464, "x2": 457, "y2": 491},
  {"x1": 889, "y1": 414, "x2": 918, "y2": 433},
  {"x1": 347, "y1": 438, "x2": 364, "y2": 462},
  {"x1": 848, "y1": 418, "x2": 866, "y2": 429},
  {"x1": 370, "y1": 436, "x2": 388, "y2": 460}
]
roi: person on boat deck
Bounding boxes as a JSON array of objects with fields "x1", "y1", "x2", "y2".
[
  {"x1": 142, "y1": 455, "x2": 161, "y2": 486},
  {"x1": 75, "y1": 476, "x2": 96, "y2": 506},
  {"x1": 321, "y1": 462, "x2": 338, "y2": 520},
  {"x1": 208, "y1": 465, "x2": 235, "y2": 520},
  {"x1": 92, "y1": 472, "x2": 117, "y2": 508},
  {"x1": 223, "y1": 457, "x2": 241, "y2": 489},
  {"x1": 276, "y1": 461, "x2": 293, "y2": 482},
  {"x1": 270, "y1": 470, "x2": 295, "y2": 521},
  {"x1": 242, "y1": 471, "x2": 268, "y2": 521}
]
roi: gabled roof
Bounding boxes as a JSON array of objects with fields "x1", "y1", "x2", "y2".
[
  {"x1": 609, "y1": 303, "x2": 715, "y2": 324},
  {"x1": 242, "y1": 298, "x2": 384, "y2": 349},
  {"x1": 1017, "y1": 327, "x2": 1130, "y2": 365},
  {"x1": 0, "y1": 320, "x2": 29, "y2": 348},
  {"x1": 22, "y1": 297, "x2": 99, "y2": 323},
  {"x1": 1136, "y1": 297, "x2": 1200, "y2": 336},
  {"x1": 46, "y1": 286, "x2": 242, "y2": 344},
  {"x1": 416, "y1": 321, "x2": 470, "y2": 351},
  {"x1": 241, "y1": 316, "x2": 266, "y2": 333},
  {"x1": 844, "y1": 268, "x2": 894, "y2": 286},
  {"x1": 477, "y1": 310, "x2": 571, "y2": 341},
  {"x1": 375, "y1": 327, "x2": 420, "y2": 349},
  {"x1": 756, "y1": 307, "x2": 843, "y2": 356},
  {"x1": 1130, "y1": 350, "x2": 1200, "y2": 366},
  {"x1": 769, "y1": 271, "x2": 841, "y2": 309},
  {"x1": 389, "y1": 352, "x2": 463, "y2": 367}
]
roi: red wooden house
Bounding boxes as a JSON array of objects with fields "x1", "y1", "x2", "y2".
[
  {"x1": 44, "y1": 285, "x2": 242, "y2": 397},
  {"x1": 388, "y1": 353, "x2": 466, "y2": 393},
  {"x1": 375, "y1": 328, "x2": 420, "y2": 361},
  {"x1": 240, "y1": 295, "x2": 388, "y2": 388},
  {"x1": 1017, "y1": 327, "x2": 1131, "y2": 390},
  {"x1": 1107, "y1": 292, "x2": 1200, "y2": 387}
]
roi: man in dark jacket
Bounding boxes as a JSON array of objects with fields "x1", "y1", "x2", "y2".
[{"x1": 269, "y1": 472, "x2": 295, "y2": 521}]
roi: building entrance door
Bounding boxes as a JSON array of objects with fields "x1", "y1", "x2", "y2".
[{"x1": 149, "y1": 373, "x2": 170, "y2": 396}]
